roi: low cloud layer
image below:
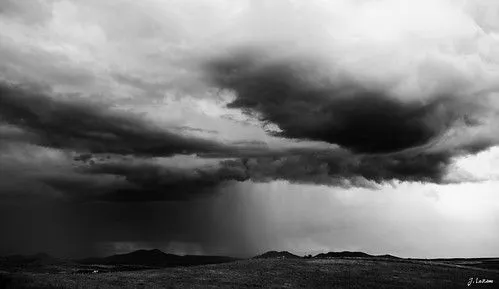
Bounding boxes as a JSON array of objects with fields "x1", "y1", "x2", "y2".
[
  {"x1": 237, "y1": 152, "x2": 453, "y2": 185},
  {"x1": 77, "y1": 158, "x2": 249, "y2": 202},
  {"x1": 0, "y1": 82, "x2": 233, "y2": 157},
  {"x1": 1, "y1": 79, "x2": 463, "y2": 197},
  {"x1": 0, "y1": 74, "x2": 496, "y2": 201}
]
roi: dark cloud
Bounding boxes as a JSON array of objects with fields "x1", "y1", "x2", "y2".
[
  {"x1": 67, "y1": 148, "x2": 458, "y2": 195},
  {"x1": 0, "y1": 75, "x2": 488, "y2": 202},
  {"x1": 19, "y1": 149, "x2": 446, "y2": 203},
  {"x1": 227, "y1": 151, "x2": 451, "y2": 186},
  {"x1": 203, "y1": 50, "x2": 477, "y2": 154},
  {"x1": 0, "y1": 123, "x2": 38, "y2": 143},
  {"x1": 0, "y1": 82, "x2": 233, "y2": 157},
  {"x1": 0, "y1": 54, "x2": 493, "y2": 207},
  {"x1": 0, "y1": 81, "x2": 260, "y2": 203},
  {"x1": 0, "y1": 157, "x2": 247, "y2": 203},
  {"x1": 73, "y1": 159, "x2": 249, "y2": 202},
  {"x1": 197, "y1": 49, "x2": 496, "y2": 184},
  {"x1": 38, "y1": 172, "x2": 129, "y2": 202},
  {"x1": 172, "y1": 126, "x2": 219, "y2": 134}
]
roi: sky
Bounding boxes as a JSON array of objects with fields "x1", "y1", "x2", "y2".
[{"x1": 1, "y1": 0, "x2": 499, "y2": 259}]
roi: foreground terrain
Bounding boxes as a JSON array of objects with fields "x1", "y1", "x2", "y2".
[{"x1": 1, "y1": 257, "x2": 498, "y2": 288}]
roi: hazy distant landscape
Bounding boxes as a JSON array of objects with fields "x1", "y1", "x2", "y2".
[{"x1": 1, "y1": 250, "x2": 498, "y2": 288}]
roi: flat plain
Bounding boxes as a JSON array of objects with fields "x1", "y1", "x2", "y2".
[{"x1": 1, "y1": 257, "x2": 499, "y2": 288}]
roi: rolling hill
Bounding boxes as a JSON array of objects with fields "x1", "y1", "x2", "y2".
[
  {"x1": 254, "y1": 251, "x2": 301, "y2": 259},
  {"x1": 77, "y1": 249, "x2": 237, "y2": 268}
]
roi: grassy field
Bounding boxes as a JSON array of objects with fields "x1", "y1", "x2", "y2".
[{"x1": 1, "y1": 258, "x2": 498, "y2": 288}]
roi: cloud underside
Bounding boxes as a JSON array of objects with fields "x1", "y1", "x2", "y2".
[
  {"x1": 201, "y1": 50, "x2": 496, "y2": 182},
  {"x1": 204, "y1": 50, "x2": 481, "y2": 153},
  {"x1": 1, "y1": 0, "x2": 499, "y2": 203},
  {"x1": 1, "y1": 63, "x2": 496, "y2": 203},
  {"x1": 0, "y1": 82, "x2": 233, "y2": 157}
]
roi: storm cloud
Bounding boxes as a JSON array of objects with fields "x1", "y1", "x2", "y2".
[
  {"x1": 200, "y1": 48, "x2": 497, "y2": 184},
  {"x1": 75, "y1": 157, "x2": 249, "y2": 202},
  {"x1": 204, "y1": 50, "x2": 483, "y2": 154},
  {"x1": 0, "y1": 78, "x2": 490, "y2": 196},
  {"x1": 236, "y1": 152, "x2": 452, "y2": 186},
  {"x1": 0, "y1": 82, "x2": 233, "y2": 157}
]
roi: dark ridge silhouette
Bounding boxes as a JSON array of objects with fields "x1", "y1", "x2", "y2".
[
  {"x1": 76, "y1": 249, "x2": 238, "y2": 267},
  {"x1": 1, "y1": 253, "x2": 61, "y2": 265},
  {"x1": 315, "y1": 251, "x2": 374, "y2": 258},
  {"x1": 0, "y1": 253, "x2": 72, "y2": 274},
  {"x1": 375, "y1": 254, "x2": 402, "y2": 259},
  {"x1": 254, "y1": 251, "x2": 301, "y2": 259},
  {"x1": 313, "y1": 251, "x2": 402, "y2": 259}
]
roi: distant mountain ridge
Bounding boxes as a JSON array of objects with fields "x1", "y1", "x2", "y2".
[
  {"x1": 0, "y1": 250, "x2": 403, "y2": 265},
  {"x1": 315, "y1": 251, "x2": 372, "y2": 258},
  {"x1": 0, "y1": 253, "x2": 73, "y2": 274},
  {"x1": 314, "y1": 251, "x2": 401, "y2": 259},
  {"x1": 77, "y1": 249, "x2": 238, "y2": 267},
  {"x1": 254, "y1": 251, "x2": 301, "y2": 259},
  {"x1": 1, "y1": 253, "x2": 63, "y2": 265}
]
